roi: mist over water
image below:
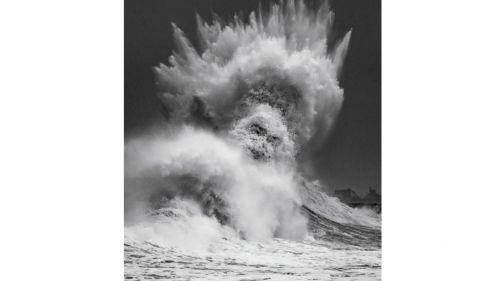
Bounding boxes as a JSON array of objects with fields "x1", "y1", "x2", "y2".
[
  {"x1": 125, "y1": 0, "x2": 379, "y2": 254},
  {"x1": 125, "y1": 128, "x2": 308, "y2": 243}
]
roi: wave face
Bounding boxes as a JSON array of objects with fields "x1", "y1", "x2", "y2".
[
  {"x1": 125, "y1": 128, "x2": 308, "y2": 242},
  {"x1": 125, "y1": 0, "x2": 380, "y2": 279}
]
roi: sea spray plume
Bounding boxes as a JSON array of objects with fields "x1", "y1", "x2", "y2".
[
  {"x1": 154, "y1": 0, "x2": 352, "y2": 148},
  {"x1": 125, "y1": 0, "x2": 357, "y2": 246}
]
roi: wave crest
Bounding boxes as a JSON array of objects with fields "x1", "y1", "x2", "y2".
[{"x1": 154, "y1": 0, "x2": 351, "y2": 144}]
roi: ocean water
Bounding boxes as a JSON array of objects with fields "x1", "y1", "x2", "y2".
[
  {"x1": 125, "y1": 1, "x2": 380, "y2": 279},
  {"x1": 125, "y1": 170, "x2": 381, "y2": 280},
  {"x1": 125, "y1": 234, "x2": 380, "y2": 280},
  {"x1": 125, "y1": 190, "x2": 381, "y2": 281}
]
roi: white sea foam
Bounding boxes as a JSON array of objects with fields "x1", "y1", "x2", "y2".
[
  {"x1": 125, "y1": 0, "x2": 378, "y2": 254},
  {"x1": 125, "y1": 127, "x2": 308, "y2": 244},
  {"x1": 153, "y1": 0, "x2": 351, "y2": 145}
]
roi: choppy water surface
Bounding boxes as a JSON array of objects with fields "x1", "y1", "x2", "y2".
[{"x1": 125, "y1": 220, "x2": 380, "y2": 281}]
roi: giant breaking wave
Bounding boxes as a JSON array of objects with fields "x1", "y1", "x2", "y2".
[{"x1": 125, "y1": 0, "x2": 380, "y2": 255}]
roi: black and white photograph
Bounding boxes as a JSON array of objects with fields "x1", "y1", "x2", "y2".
[
  {"x1": 3, "y1": 0, "x2": 500, "y2": 280},
  {"x1": 125, "y1": 0, "x2": 381, "y2": 279}
]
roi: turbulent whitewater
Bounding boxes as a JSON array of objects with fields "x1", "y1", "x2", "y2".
[{"x1": 125, "y1": 1, "x2": 381, "y2": 280}]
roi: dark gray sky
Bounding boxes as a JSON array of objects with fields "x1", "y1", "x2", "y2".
[{"x1": 125, "y1": 0, "x2": 380, "y2": 197}]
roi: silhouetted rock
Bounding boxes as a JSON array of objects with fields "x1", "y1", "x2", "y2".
[
  {"x1": 334, "y1": 189, "x2": 361, "y2": 204},
  {"x1": 362, "y1": 188, "x2": 381, "y2": 204},
  {"x1": 334, "y1": 187, "x2": 381, "y2": 214}
]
